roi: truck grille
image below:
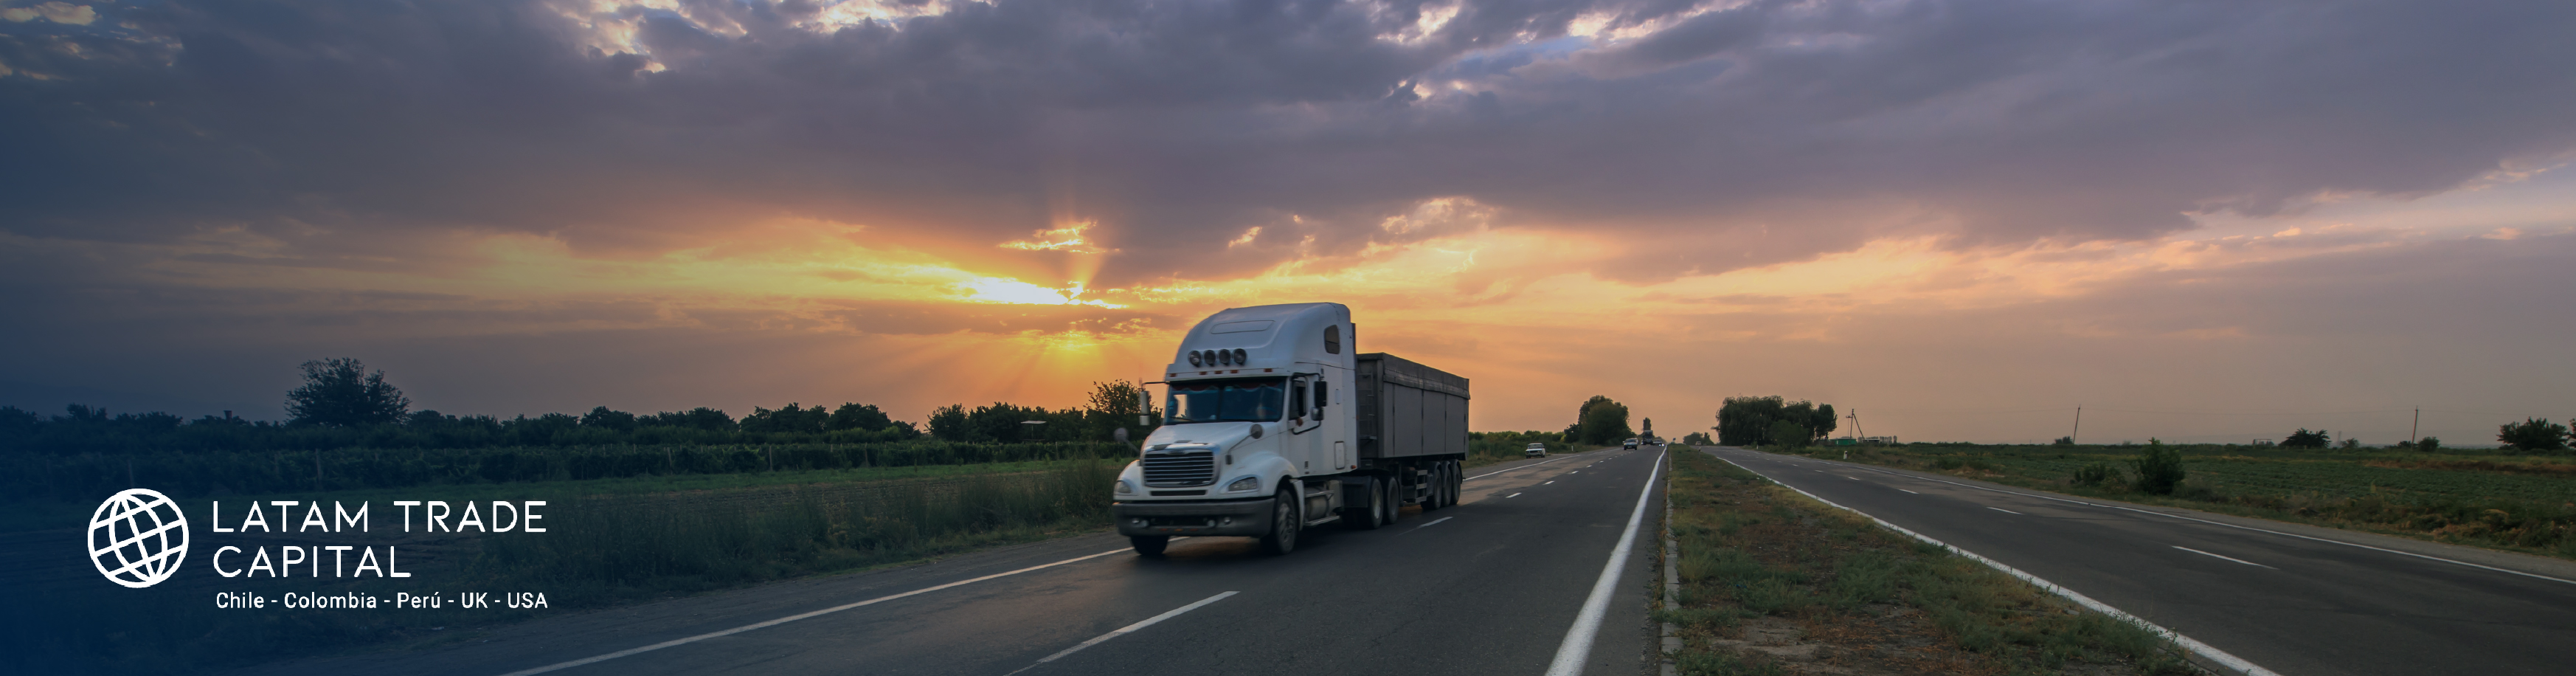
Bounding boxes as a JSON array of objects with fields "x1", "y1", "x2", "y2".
[{"x1": 1141, "y1": 450, "x2": 1218, "y2": 486}]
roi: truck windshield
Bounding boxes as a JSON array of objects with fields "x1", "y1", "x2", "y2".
[{"x1": 1166, "y1": 378, "x2": 1286, "y2": 424}]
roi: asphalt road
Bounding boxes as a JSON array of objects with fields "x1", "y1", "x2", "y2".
[
  {"x1": 1698, "y1": 445, "x2": 2576, "y2": 676},
  {"x1": 237, "y1": 447, "x2": 1669, "y2": 676}
]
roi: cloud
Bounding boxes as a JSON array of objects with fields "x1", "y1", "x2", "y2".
[
  {"x1": 2, "y1": 0, "x2": 2574, "y2": 436},
  {"x1": 0, "y1": 0, "x2": 2567, "y2": 280}
]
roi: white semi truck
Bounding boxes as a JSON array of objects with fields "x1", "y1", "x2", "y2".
[{"x1": 1112, "y1": 303, "x2": 1469, "y2": 556}]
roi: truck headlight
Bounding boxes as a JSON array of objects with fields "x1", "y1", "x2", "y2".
[
  {"x1": 1115, "y1": 479, "x2": 1135, "y2": 494},
  {"x1": 1225, "y1": 476, "x2": 1260, "y2": 492}
]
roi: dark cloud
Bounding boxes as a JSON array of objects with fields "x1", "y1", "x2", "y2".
[{"x1": 1, "y1": 0, "x2": 2567, "y2": 285}]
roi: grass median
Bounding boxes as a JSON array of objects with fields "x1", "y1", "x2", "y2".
[
  {"x1": 1658, "y1": 449, "x2": 2197, "y2": 675},
  {"x1": 1797, "y1": 443, "x2": 2576, "y2": 562}
]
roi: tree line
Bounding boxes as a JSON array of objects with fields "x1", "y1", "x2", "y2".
[
  {"x1": 1714, "y1": 396, "x2": 1838, "y2": 447},
  {"x1": 0, "y1": 359, "x2": 1160, "y2": 455}
]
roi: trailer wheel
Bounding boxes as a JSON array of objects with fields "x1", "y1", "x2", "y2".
[
  {"x1": 1259, "y1": 487, "x2": 1300, "y2": 555},
  {"x1": 1447, "y1": 461, "x2": 1462, "y2": 506},
  {"x1": 1130, "y1": 536, "x2": 1168, "y2": 556}
]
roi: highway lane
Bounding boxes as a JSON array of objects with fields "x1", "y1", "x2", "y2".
[
  {"x1": 236, "y1": 448, "x2": 1668, "y2": 676},
  {"x1": 1698, "y1": 445, "x2": 2576, "y2": 676}
]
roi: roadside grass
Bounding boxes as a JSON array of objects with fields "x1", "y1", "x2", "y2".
[
  {"x1": 7, "y1": 461, "x2": 1121, "y2": 675},
  {"x1": 0, "y1": 458, "x2": 1103, "y2": 534},
  {"x1": 1807, "y1": 444, "x2": 2576, "y2": 561},
  {"x1": 1659, "y1": 449, "x2": 2197, "y2": 675}
]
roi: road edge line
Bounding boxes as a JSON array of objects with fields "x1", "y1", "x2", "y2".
[
  {"x1": 1544, "y1": 449, "x2": 1666, "y2": 676},
  {"x1": 1706, "y1": 451, "x2": 2282, "y2": 676},
  {"x1": 1007, "y1": 590, "x2": 1239, "y2": 674},
  {"x1": 1658, "y1": 452, "x2": 1680, "y2": 676}
]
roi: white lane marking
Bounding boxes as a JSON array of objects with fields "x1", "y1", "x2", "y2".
[
  {"x1": 1775, "y1": 452, "x2": 2576, "y2": 587},
  {"x1": 1543, "y1": 449, "x2": 1666, "y2": 676},
  {"x1": 1005, "y1": 590, "x2": 1239, "y2": 675},
  {"x1": 1408, "y1": 516, "x2": 1453, "y2": 532},
  {"x1": 2174, "y1": 546, "x2": 2275, "y2": 569},
  {"x1": 1507, "y1": 492, "x2": 1523, "y2": 498},
  {"x1": 1545, "y1": 481, "x2": 1557, "y2": 485},
  {"x1": 1703, "y1": 451, "x2": 2282, "y2": 676},
  {"x1": 1990, "y1": 507, "x2": 2023, "y2": 515},
  {"x1": 491, "y1": 548, "x2": 1133, "y2": 676},
  {"x1": 1900, "y1": 489, "x2": 1919, "y2": 494},
  {"x1": 1844, "y1": 476, "x2": 1860, "y2": 480},
  {"x1": 1468, "y1": 455, "x2": 1572, "y2": 480}
]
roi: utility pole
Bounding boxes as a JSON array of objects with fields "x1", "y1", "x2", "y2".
[
  {"x1": 2411, "y1": 408, "x2": 2420, "y2": 444},
  {"x1": 2071, "y1": 407, "x2": 2082, "y2": 444}
]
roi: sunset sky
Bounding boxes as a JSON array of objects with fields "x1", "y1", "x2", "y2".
[{"x1": 3, "y1": 0, "x2": 2571, "y2": 444}]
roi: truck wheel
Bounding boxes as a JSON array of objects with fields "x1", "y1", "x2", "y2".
[
  {"x1": 1259, "y1": 488, "x2": 1300, "y2": 555},
  {"x1": 1448, "y1": 461, "x2": 1462, "y2": 506},
  {"x1": 1130, "y1": 535, "x2": 1168, "y2": 556},
  {"x1": 1381, "y1": 478, "x2": 1400, "y2": 524},
  {"x1": 1346, "y1": 479, "x2": 1385, "y2": 530}
]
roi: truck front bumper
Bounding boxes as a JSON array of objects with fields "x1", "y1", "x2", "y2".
[{"x1": 1112, "y1": 497, "x2": 1274, "y2": 537}]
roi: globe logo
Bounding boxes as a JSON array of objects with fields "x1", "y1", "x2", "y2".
[{"x1": 89, "y1": 489, "x2": 190, "y2": 588}]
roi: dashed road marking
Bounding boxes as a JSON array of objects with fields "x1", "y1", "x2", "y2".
[{"x1": 2173, "y1": 546, "x2": 2274, "y2": 569}]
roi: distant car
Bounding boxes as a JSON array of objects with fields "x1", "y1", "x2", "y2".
[
  {"x1": 1525, "y1": 442, "x2": 1548, "y2": 458},
  {"x1": 1624, "y1": 438, "x2": 1640, "y2": 449}
]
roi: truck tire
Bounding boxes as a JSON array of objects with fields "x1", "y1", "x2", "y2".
[
  {"x1": 1382, "y1": 477, "x2": 1400, "y2": 524},
  {"x1": 1130, "y1": 535, "x2": 1169, "y2": 556},
  {"x1": 1448, "y1": 461, "x2": 1462, "y2": 506},
  {"x1": 1345, "y1": 478, "x2": 1384, "y2": 530},
  {"x1": 1259, "y1": 487, "x2": 1300, "y2": 555}
]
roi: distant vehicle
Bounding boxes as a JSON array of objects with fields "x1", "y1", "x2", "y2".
[
  {"x1": 1624, "y1": 438, "x2": 1640, "y2": 449},
  {"x1": 1525, "y1": 442, "x2": 1548, "y2": 458},
  {"x1": 1112, "y1": 303, "x2": 1469, "y2": 557},
  {"x1": 1649, "y1": 438, "x2": 1664, "y2": 446}
]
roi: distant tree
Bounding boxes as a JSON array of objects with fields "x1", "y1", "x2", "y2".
[
  {"x1": 2130, "y1": 438, "x2": 2186, "y2": 494},
  {"x1": 1717, "y1": 396, "x2": 1835, "y2": 446},
  {"x1": 2416, "y1": 436, "x2": 2442, "y2": 452},
  {"x1": 2339, "y1": 438, "x2": 2359, "y2": 449},
  {"x1": 645, "y1": 407, "x2": 735, "y2": 431},
  {"x1": 2280, "y1": 428, "x2": 2331, "y2": 449},
  {"x1": 1767, "y1": 420, "x2": 1811, "y2": 449},
  {"x1": 1573, "y1": 396, "x2": 1634, "y2": 445},
  {"x1": 741, "y1": 404, "x2": 829, "y2": 434},
  {"x1": 825, "y1": 403, "x2": 895, "y2": 432},
  {"x1": 2497, "y1": 418, "x2": 2571, "y2": 452},
  {"x1": 927, "y1": 404, "x2": 969, "y2": 441},
  {"x1": 285, "y1": 358, "x2": 409, "y2": 427},
  {"x1": 2053, "y1": 436, "x2": 2075, "y2": 446},
  {"x1": 1680, "y1": 431, "x2": 1713, "y2": 446},
  {"x1": 579, "y1": 406, "x2": 638, "y2": 432},
  {"x1": 1084, "y1": 381, "x2": 1160, "y2": 440},
  {"x1": 507, "y1": 413, "x2": 579, "y2": 444}
]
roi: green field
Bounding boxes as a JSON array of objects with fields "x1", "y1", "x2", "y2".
[{"x1": 1792, "y1": 443, "x2": 2576, "y2": 559}]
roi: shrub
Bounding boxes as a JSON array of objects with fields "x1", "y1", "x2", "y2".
[
  {"x1": 2070, "y1": 461, "x2": 2122, "y2": 486},
  {"x1": 2130, "y1": 439, "x2": 2186, "y2": 494},
  {"x1": 2417, "y1": 436, "x2": 2442, "y2": 452},
  {"x1": 2498, "y1": 418, "x2": 2570, "y2": 452},
  {"x1": 2281, "y1": 428, "x2": 2331, "y2": 449}
]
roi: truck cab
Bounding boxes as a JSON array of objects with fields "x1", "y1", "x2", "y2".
[{"x1": 1112, "y1": 303, "x2": 1467, "y2": 556}]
